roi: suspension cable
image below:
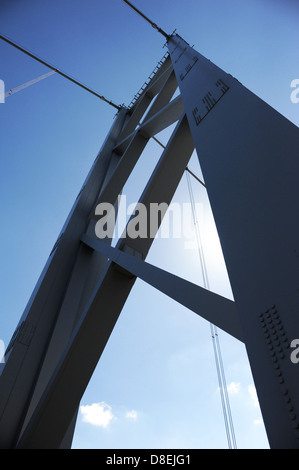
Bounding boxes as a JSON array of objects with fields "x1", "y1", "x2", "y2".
[
  {"x1": 0, "y1": 33, "x2": 122, "y2": 110},
  {"x1": 122, "y1": 0, "x2": 171, "y2": 40},
  {"x1": 186, "y1": 166, "x2": 206, "y2": 188},
  {"x1": 185, "y1": 170, "x2": 237, "y2": 449},
  {"x1": 214, "y1": 323, "x2": 238, "y2": 449},
  {"x1": 152, "y1": 136, "x2": 207, "y2": 188},
  {"x1": 152, "y1": 134, "x2": 237, "y2": 447},
  {"x1": 186, "y1": 171, "x2": 209, "y2": 288}
]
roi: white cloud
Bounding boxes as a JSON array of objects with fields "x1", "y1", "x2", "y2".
[
  {"x1": 227, "y1": 381, "x2": 240, "y2": 394},
  {"x1": 125, "y1": 409, "x2": 138, "y2": 421},
  {"x1": 80, "y1": 402, "x2": 115, "y2": 428},
  {"x1": 248, "y1": 384, "x2": 259, "y2": 408}
]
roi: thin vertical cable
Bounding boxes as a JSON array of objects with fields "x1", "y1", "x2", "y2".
[
  {"x1": 185, "y1": 170, "x2": 237, "y2": 449},
  {"x1": 214, "y1": 326, "x2": 238, "y2": 449},
  {"x1": 186, "y1": 172, "x2": 208, "y2": 288},
  {"x1": 210, "y1": 322, "x2": 232, "y2": 449}
]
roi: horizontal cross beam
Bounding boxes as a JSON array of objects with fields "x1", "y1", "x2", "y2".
[{"x1": 81, "y1": 234, "x2": 243, "y2": 342}]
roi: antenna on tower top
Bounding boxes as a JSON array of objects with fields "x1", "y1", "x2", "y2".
[{"x1": 122, "y1": 0, "x2": 171, "y2": 40}]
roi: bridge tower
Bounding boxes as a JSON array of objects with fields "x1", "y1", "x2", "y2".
[{"x1": 0, "y1": 20, "x2": 299, "y2": 449}]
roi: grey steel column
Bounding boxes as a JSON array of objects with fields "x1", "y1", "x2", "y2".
[
  {"x1": 0, "y1": 51, "x2": 185, "y2": 448},
  {"x1": 117, "y1": 55, "x2": 172, "y2": 142},
  {"x1": 0, "y1": 108, "x2": 128, "y2": 448},
  {"x1": 168, "y1": 34, "x2": 299, "y2": 448},
  {"x1": 17, "y1": 113, "x2": 194, "y2": 449}
]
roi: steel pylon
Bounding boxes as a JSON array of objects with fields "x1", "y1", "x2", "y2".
[{"x1": 1, "y1": 34, "x2": 299, "y2": 449}]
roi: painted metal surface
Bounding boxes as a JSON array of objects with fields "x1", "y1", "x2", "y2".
[
  {"x1": 2, "y1": 32, "x2": 298, "y2": 449},
  {"x1": 17, "y1": 114, "x2": 194, "y2": 449},
  {"x1": 168, "y1": 34, "x2": 299, "y2": 448},
  {"x1": 81, "y1": 235, "x2": 243, "y2": 342},
  {"x1": 0, "y1": 109, "x2": 127, "y2": 448}
]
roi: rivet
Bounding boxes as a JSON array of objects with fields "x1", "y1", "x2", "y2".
[{"x1": 280, "y1": 385, "x2": 288, "y2": 395}]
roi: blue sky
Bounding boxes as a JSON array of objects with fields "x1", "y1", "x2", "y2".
[{"x1": 0, "y1": 0, "x2": 298, "y2": 449}]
